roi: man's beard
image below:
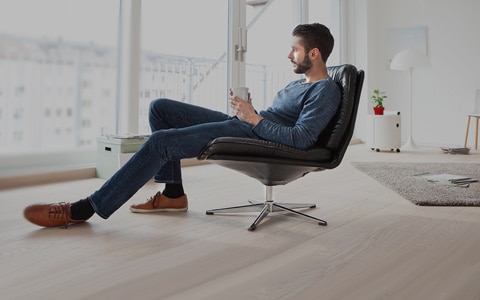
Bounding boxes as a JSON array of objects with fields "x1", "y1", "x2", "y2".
[{"x1": 292, "y1": 55, "x2": 312, "y2": 74}]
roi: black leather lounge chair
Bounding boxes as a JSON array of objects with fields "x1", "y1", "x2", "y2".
[{"x1": 197, "y1": 64, "x2": 365, "y2": 231}]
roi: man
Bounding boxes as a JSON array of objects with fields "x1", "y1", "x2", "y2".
[{"x1": 23, "y1": 23, "x2": 341, "y2": 228}]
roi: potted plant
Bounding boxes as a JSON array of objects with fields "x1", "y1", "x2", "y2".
[{"x1": 371, "y1": 89, "x2": 387, "y2": 115}]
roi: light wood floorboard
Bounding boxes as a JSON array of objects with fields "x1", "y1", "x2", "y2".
[{"x1": 1, "y1": 144, "x2": 480, "y2": 300}]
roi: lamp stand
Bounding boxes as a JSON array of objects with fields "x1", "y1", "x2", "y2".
[{"x1": 402, "y1": 67, "x2": 418, "y2": 150}]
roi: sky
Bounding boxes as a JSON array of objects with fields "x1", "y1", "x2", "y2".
[
  {"x1": 0, "y1": 0, "x2": 228, "y2": 59},
  {"x1": 0, "y1": 0, "x2": 118, "y2": 46},
  {"x1": 0, "y1": 0, "x2": 294, "y2": 66},
  {"x1": 0, "y1": 0, "x2": 335, "y2": 74}
]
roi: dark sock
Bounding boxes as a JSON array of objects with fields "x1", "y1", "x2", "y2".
[
  {"x1": 162, "y1": 183, "x2": 185, "y2": 199},
  {"x1": 70, "y1": 198, "x2": 95, "y2": 220}
]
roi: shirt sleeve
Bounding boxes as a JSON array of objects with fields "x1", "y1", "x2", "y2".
[{"x1": 252, "y1": 82, "x2": 341, "y2": 149}]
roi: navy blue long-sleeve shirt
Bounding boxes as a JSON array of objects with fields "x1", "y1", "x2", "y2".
[{"x1": 253, "y1": 77, "x2": 341, "y2": 149}]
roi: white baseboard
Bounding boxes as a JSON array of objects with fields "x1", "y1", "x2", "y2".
[
  {"x1": 0, "y1": 167, "x2": 96, "y2": 190},
  {"x1": 0, "y1": 158, "x2": 208, "y2": 190}
]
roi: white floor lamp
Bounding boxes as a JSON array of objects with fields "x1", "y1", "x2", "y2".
[{"x1": 390, "y1": 48, "x2": 429, "y2": 150}]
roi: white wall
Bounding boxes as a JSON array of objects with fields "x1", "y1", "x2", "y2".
[{"x1": 347, "y1": 0, "x2": 480, "y2": 147}]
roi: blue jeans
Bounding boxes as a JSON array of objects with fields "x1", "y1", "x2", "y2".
[{"x1": 89, "y1": 98, "x2": 261, "y2": 219}]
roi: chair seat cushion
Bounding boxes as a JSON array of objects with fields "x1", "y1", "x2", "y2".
[{"x1": 198, "y1": 137, "x2": 332, "y2": 163}]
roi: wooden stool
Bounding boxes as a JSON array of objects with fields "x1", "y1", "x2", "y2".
[
  {"x1": 464, "y1": 115, "x2": 479, "y2": 150},
  {"x1": 464, "y1": 89, "x2": 480, "y2": 150}
]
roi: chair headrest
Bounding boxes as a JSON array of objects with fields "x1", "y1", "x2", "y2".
[{"x1": 317, "y1": 64, "x2": 361, "y2": 150}]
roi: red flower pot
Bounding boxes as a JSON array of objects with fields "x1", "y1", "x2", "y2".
[{"x1": 373, "y1": 106, "x2": 384, "y2": 115}]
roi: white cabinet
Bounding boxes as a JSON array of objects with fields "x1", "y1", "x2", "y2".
[
  {"x1": 367, "y1": 111, "x2": 401, "y2": 152},
  {"x1": 96, "y1": 136, "x2": 148, "y2": 179}
]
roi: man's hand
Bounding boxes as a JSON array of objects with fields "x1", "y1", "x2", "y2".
[{"x1": 229, "y1": 89, "x2": 263, "y2": 126}]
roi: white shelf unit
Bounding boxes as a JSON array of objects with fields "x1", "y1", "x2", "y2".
[{"x1": 367, "y1": 111, "x2": 401, "y2": 152}]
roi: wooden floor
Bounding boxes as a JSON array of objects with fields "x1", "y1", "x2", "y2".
[{"x1": 1, "y1": 144, "x2": 480, "y2": 300}]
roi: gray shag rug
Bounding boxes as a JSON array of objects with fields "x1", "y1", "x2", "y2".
[{"x1": 351, "y1": 162, "x2": 480, "y2": 206}]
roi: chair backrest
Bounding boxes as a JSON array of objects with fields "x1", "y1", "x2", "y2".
[{"x1": 315, "y1": 64, "x2": 364, "y2": 167}]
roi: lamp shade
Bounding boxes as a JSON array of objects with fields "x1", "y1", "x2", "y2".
[{"x1": 390, "y1": 48, "x2": 429, "y2": 70}]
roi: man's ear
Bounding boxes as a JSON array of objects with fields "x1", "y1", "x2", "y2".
[{"x1": 311, "y1": 48, "x2": 321, "y2": 60}]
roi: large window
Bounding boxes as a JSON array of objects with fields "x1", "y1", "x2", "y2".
[
  {"x1": 0, "y1": 0, "x2": 119, "y2": 172},
  {"x1": 0, "y1": 0, "x2": 339, "y2": 175}
]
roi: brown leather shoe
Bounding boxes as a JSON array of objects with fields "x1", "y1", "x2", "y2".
[
  {"x1": 23, "y1": 202, "x2": 88, "y2": 229},
  {"x1": 130, "y1": 192, "x2": 188, "y2": 213}
]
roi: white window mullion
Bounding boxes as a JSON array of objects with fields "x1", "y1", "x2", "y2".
[
  {"x1": 228, "y1": 0, "x2": 247, "y2": 113},
  {"x1": 116, "y1": 0, "x2": 141, "y2": 134},
  {"x1": 293, "y1": 0, "x2": 309, "y2": 25}
]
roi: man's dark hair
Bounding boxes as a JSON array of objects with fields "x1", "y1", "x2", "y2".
[{"x1": 292, "y1": 23, "x2": 334, "y2": 63}]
